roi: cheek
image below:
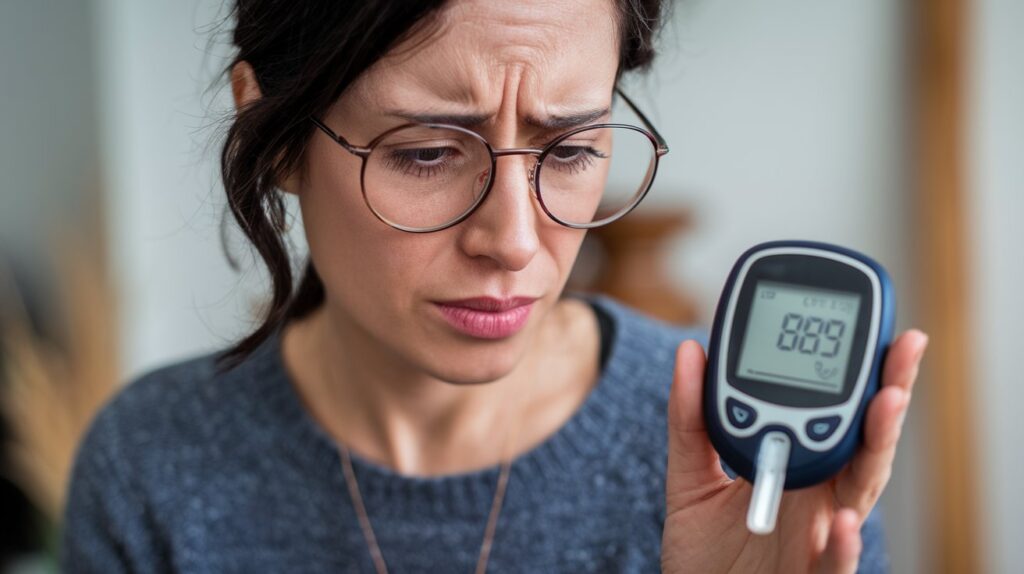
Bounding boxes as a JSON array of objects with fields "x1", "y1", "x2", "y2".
[
  {"x1": 298, "y1": 139, "x2": 424, "y2": 306},
  {"x1": 532, "y1": 223, "x2": 589, "y2": 296},
  {"x1": 550, "y1": 227, "x2": 587, "y2": 266}
]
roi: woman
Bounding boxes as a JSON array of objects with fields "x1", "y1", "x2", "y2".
[{"x1": 61, "y1": 0, "x2": 928, "y2": 572}]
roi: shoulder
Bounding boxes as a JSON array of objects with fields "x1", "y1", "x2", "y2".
[
  {"x1": 61, "y1": 342, "x2": 268, "y2": 570},
  {"x1": 586, "y1": 292, "x2": 708, "y2": 364},
  {"x1": 583, "y1": 292, "x2": 707, "y2": 420},
  {"x1": 96, "y1": 350, "x2": 218, "y2": 433},
  {"x1": 84, "y1": 348, "x2": 223, "y2": 450},
  {"x1": 69, "y1": 333, "x2": 282, "y2": 487},
  {"x1": 563, "y1": 292, "x2": 708, "y2": 484}
]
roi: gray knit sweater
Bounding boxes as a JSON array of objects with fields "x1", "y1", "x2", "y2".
[{"x1": 60, "y1": 293, "x2": 888, "y2": 573}]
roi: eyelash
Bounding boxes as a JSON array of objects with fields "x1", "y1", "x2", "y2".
[
  {"x1": 547, "y1": 145, "x2": 608, "y2": 174},
  {"x1": 382, "y1": 147, "x2": 458, "y2": 177},
  {"x1": 379, "y1": 141, "x2": 609, "y2": 179}
]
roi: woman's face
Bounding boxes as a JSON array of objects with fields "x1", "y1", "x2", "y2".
[{"x1": 295, "y1": 0, "x2": 621, "y2": 384}]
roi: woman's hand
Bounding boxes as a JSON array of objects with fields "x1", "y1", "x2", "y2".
[{"x1": 661, "y1": 330, "x2": 928, "y2": 574}]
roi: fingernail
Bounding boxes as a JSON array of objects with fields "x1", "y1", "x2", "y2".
[
  {"x1": 914, "y1": 333, "x2": 930, "y2": 364},
  {"x1": 897, "y1": 405, "x2": 909, "y2": 428}
]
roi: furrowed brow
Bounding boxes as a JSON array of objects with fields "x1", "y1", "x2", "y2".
[
  {"x1": 523, "y1": 107, "x2": 610, "y2": 130},
  {"x1": 383, "y1": 107, "x2": 610, "y2": 130},
  {"x1": 385, "y1": 110, "x2": 492, "y2": 127}
]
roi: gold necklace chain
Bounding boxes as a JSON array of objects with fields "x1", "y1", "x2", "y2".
[
  {"x1": 320, "y1": 327, "x2": 520, "y2": 574},
  {"x1": 337, "y1": 440, "x2": 514, "y2": 574}
]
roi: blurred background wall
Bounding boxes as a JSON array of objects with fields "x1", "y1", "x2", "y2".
[
  {"x1": 91, "y1": 0, "x2": 276, "y2": 378},
  {"x1": 969, "y1": 1, "x2": 1024, "y2": 573},
  {"x1": 1, "y1": 0, "x2": 1021, "y2": 572},
  {"x1": 0, "y1": 0, "x2": 101, "y2": 325}
]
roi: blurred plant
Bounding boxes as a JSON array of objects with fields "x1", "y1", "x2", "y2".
[{"x1": 0, "y1": 230, "x2": 118, "y2": 524}]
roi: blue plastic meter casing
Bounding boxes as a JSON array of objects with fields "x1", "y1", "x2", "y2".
[{"x1": 704, "y1": 240, "x2": 895, "y2": 489}]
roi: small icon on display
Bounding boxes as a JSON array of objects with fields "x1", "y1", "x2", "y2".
[{"x1": 815, "y1": 361, "x2": 838, "y2": 380}]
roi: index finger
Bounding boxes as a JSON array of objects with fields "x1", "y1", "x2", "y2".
[
  {"x1": 832, "y1": 329, "x2": 928, "y2": 517},
  {"x1": 880, "y1": 329, "x2": 929, "y2": 394}
]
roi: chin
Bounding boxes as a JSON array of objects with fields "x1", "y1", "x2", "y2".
[
  {"x1": 435, "y1": 359, "x2": 520, "y2": 386},
  {"x1": 423, "y1": 343, "x2": 525, "y2": 386}
]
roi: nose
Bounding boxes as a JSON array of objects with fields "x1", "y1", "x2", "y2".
[{"x1": 455, "y1": 153, "x2": 541, "y2": 271}]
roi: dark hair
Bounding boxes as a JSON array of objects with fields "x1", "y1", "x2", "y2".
[{"x1": 213, "y1": 0, "x2": 670, "y2": 374}]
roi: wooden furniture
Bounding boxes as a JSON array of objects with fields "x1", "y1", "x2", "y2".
[
  {"x1": 569, "y1": 207, "x2": 699, "y2": 326},
  {"x1": 914, "y1": 0, "x2": 978, "y2": 571}
]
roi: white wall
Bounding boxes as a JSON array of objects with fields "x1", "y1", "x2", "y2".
[
  {"x1": 970, "y1": 0, "x2": 1024, "y2": 572},
  {"x1": 0, "y1": 0, "x2": 100, "y2": 309},
  {"x1": 92, "y1": 0, "x2": 292, "y2": 377},
  {"x1": 625, "y1": 0, "x2": 910, "y2": 321}
]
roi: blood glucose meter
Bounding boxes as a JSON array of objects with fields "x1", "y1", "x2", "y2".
[{"x1": 703, "y1": 240, "x2": 895, "y2": 534}]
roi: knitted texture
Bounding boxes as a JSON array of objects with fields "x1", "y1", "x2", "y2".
[{"x1": 60, "y1": 293, "x2": 888, "y2": 572}]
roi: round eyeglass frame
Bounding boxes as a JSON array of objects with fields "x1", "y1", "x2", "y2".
[{"x1": 308, "y1": 88, "x2": 670, "y2": 233}]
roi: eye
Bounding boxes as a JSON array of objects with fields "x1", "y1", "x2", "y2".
[
  {"x1": 547, "y1": 143, "x2": 608, "y2": 174},
  {"x1": 402, "y1": 147, "x2": 448, "y2": 164},
  {"x1": 381, "y1": 145, "x2": 463, "y2": 177}
]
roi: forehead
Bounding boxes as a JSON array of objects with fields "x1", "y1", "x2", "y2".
[{"x1": 347, "y1": 0, "x2": 621, "y2": 118}]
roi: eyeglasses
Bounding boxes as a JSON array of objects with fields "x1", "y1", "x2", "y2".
[{"x1": 309, "y1": 87, "x2": 669, "y2": 233}]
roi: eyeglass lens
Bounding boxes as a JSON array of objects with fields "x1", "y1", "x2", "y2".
[{"x1": 362, "y1": 124, "x2": 657, "y2": 230}]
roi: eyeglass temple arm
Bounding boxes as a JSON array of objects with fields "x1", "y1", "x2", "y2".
[
  {"x1": 613, "y1": 87, "x2": 669, "y2": 155},
  {"x1": 309, "y1": 116, "x2": 371, "y2": 157}
]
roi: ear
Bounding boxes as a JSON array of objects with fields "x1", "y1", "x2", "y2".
[
  {"x1": 230, "y1": 61, "x2": 302, "y2": 196},
  {"x1": 230, "y1": 60, "x2": 263, "y2": 111}
]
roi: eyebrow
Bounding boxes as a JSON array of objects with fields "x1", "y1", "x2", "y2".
[{"x1": 384, "y1": 107, "x2": 611, "y2": 130}]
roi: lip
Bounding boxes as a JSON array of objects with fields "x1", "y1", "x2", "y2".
[{"x1": 433, "y1": 296, "x2": 538, "y2": 339}]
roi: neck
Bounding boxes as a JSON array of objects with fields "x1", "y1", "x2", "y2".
[{"x1": 283, "y1": 296, "x2": 596, "y2": 477}]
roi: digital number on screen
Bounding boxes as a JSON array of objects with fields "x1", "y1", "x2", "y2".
[{"x1": 737, "y1": 281, "x2": 862, "y2": 394}]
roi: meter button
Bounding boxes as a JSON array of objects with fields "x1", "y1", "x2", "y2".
[
  {"x1": 726, "y1": 398, "x2": 757, "y2": 429},
  {"x1": 806, "y1": 416, "x2": 842, "y2": 441}
]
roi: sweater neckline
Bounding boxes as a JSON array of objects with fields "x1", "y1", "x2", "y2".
[{"x1": 253, "y1": 291, "x2": 646, "y2": 507}]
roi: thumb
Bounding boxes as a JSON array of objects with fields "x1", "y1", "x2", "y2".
[{"x1": 666, "y1": 339, "x2": 729, "y2": 505}]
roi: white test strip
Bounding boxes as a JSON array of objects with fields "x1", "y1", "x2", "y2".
[{"x1": 746, "y1": 431, "x2": 791, "y2": 535}]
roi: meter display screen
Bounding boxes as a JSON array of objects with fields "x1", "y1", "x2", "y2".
[{"x1": 737, "y1": 281, "x2": 862, "y2": 394}]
